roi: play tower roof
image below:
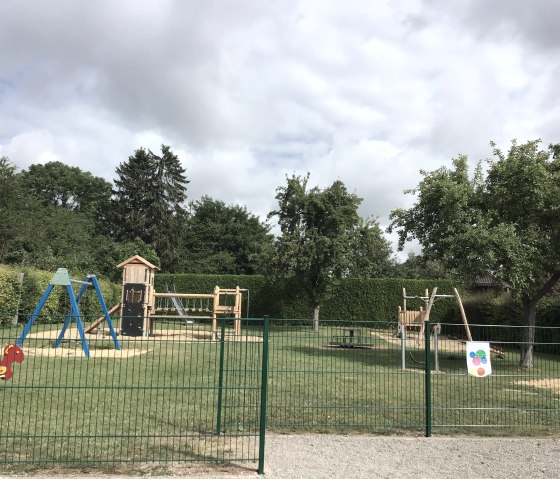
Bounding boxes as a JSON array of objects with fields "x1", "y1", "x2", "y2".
[{"x1": 116, "y1": 255, "x2": 159, "y2": 270}]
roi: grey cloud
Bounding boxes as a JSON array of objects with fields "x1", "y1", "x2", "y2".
[
  {"x1": 421, "y1": 0, "x2": 560, "y2": 53},
  {"x1": 1, "y1": 0, "x2": 559, "y2": 254}
]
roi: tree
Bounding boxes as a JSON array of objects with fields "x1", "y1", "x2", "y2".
[
  {"x1": 392, "y1": 253, "x2": 448, "y2": 279},
  {"x1": 0, "y1": 157, "x2": 34, "y2": 263},
  {"x1": 389, "y1": 140, "x2": 560, "y2": 367},
  {"x1": 269, "y1": 174, "x2": 391, "y2": 331},
  {"x1": 346, "y1": 220, "x2": 394, "y2": 278},
  {"x1": 20, "y1": 161, "x2": 112, "y2": 215},
  {"x1": 111, "y1": 145, "x2": 189, "y2": 272},
  {"x1": 185, "y1": 196, "x2": 273, "y2": 274}
]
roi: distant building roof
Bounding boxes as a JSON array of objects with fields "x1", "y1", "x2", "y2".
[
  {"x1": 473, "y1": 276, "x2": 510, "y2": 291},
  {"x1": 474, "y1": 276, "x2": 494, "y2": 288}
]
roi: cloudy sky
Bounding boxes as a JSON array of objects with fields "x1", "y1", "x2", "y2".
[{"x1": 1, "y1": 0, "x2": 559, "y2": 255}]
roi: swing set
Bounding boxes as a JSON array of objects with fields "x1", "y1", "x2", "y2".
[
  {"x1": 16, "y1": 268, "x2": 121, "y2": 358},
  {"x1": 398, "y1": 286, "x2": 472, "y2": 370}
]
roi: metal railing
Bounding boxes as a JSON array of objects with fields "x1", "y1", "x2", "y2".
[
  {"x1": 264, "y1": 319, "x2": 560, "y2": 435},
  {"x1": 0, "y1": 315, "x2": 269, "y2": 473},
  {"x1": 2, "y1": 315, "x2": 560, "y2": 471},
  {"x1": 430, "y1": 322, "x2": 560, "y2": 433}
]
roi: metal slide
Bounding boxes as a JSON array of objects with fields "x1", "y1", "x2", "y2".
[{"x1": 166, "y1": 284, "x2": 193, "y2": 324}]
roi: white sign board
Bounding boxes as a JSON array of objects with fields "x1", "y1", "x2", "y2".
[{"x1": 466, "y1": 341, "x2": 492, "y2": 377}]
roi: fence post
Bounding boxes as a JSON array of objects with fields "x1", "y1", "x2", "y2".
[
  {"x1": 424, "y1": 319, "x2": 432, "y2": 437},
  {"x1": 258, "y1": 316, "x2": 270, "y2": 475},
  {"x1": 401, "y1": 325, "x2": 407, "y2": 370},
  {"x1": 216, "y1": 317, "x2": 226, "y2": 435},
  {"x1": 433, "y1": 323, "x2": 440, "y2": 373}
]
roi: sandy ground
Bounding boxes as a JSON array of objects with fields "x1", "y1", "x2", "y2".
[
  {"x1": 21, "y1": 327, "x2": 262, "y2": 358},
  {"x1": 4, "y1": 434, "x2": 559, "y2": 479}
]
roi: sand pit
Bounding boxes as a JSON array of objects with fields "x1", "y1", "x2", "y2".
[
  {"x1": 21, "y1": 326, "x2": 262, "y2": 359},
  {"x1": 372, "y1": 330, "x2": 467, "y2": 354},
  {"x1": 27, "y1": 327, "x2": 261, "y2": 342},
  {"x1": 514, "y1": 378, "x2": 560, "y2": 394},
  {"x1": 24, "y1": 345, "x2": 148, "y2": 359}
]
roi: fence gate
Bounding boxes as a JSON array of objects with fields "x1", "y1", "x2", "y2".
[{"x1": 0, "y1": 317, "x2": 269, "y2": 474}]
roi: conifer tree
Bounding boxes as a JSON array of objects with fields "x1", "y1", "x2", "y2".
[{"x1": 111, "y1": 145, "x2": 189, "y2": 271}]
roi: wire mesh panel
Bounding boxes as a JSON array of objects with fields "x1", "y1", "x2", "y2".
[
  {"x1": 0, "y1": 316, "x2": 266, "y2": 472},
  {"x1": 430, "y1": 323, "x2": 560, "y2": 433},
  {"x1": 266, "y1": 319, "x2": 425, "y2": 433}
]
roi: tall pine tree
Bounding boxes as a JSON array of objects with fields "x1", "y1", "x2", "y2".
[{"x1": 111, "y1": 145, "x2": 189, "y2": 271}]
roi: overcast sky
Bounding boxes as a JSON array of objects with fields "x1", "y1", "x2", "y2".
[{"x1": 1, "y1": 0, "x2": 559, "y2": 257}]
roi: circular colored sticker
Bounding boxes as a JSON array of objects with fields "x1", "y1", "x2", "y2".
[
  {"x1": 477, "y1": 367, "x2": 485, "y2": 376},
  {"x1": 481, "y1": 358, "x2": 487, "y2": 364},
  {"x1": 470, "y1": 352, "x2": 476, "y2": 358},
  {"x1": 476, "y1": 350, "x2": 486, "y2": 358},
  {"x1": 472, "y1": 357, "x2": 481, "y2": 366}
]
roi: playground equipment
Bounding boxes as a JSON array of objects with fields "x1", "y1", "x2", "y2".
[
  {"x1": 16, "y1": 268, "x2": 121, "y2": 358},
  {"x1": 115, "y1": 255, "x2": 246, "y2": 338},
  {"x1": 0, "y1": 344, "x2": 24, "y2": 381},
  {"x1": 398, "y1": 287, "x2": 472, "y2": 370}
]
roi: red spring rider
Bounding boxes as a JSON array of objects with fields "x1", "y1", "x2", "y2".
[{"x1": 0, "y1": 344, "x2": 24, "y2": 381}]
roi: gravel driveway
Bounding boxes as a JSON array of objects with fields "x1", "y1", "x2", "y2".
[
  {"x1": 2, "y1": 434, "x2": 559, "y2": 479},
  {"x1": 262, "y1": 434, "x2": 560, "y2": 478}
]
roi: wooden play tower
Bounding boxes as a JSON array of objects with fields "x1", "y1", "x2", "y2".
[
  {"x1": 116, "y1": 255, "x2": 244, "y2": 337},
  {"x1": 117, "y1": 255, "x2": 158, "y2": 336}
]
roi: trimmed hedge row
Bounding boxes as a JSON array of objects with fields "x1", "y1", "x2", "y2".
[
  {"x1": 156, "y1": 273, "x2": 460, "y2": 323},
  {"x1": 0, "y1": 265, "x2": 121, "y2": 326},
  {"x1": 2, "y1": 264, "x2": 558, "y2": 329},
  {"x1": 157, "y1": 273, "x2": 560, "y2": 330},
  {"x1": 448, "y1": 293, "x2": 560, "y2": 328}
]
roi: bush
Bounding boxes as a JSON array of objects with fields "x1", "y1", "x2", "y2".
[{"x1": 0, "y1": 265, "x2": 120, "y2": 326}]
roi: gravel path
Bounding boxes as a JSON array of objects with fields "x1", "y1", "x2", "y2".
[
  {"x1": 2, "y1": 434, "x2": 559, "y2": 479},
  {"x1": 262, "y1": 434, "x2": 560, "y2": 478}
]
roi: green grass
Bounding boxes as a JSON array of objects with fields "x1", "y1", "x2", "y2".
[{"x1": 1, "y1": 320, "x2": 560, "y2": 470}]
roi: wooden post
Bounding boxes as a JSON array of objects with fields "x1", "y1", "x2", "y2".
[
  {"x1": 12, "y1": 272, "x2": 25, "y2": 326},
  {"x1": 453, "y1": 288, "x2": 473, "y2": 341},
  {"x1": 402, "y1": 288, "x2": 407, "y2": 313},
  {"x1": 212, "y1": 286, "x2": 220, "y2": 339},
  {"x1": 234, "y1": 286, "x2": 241, "y2": 335},
  {"x1": 424, "y1": 288, "x2": 437, "y2": 322},
  {"x1": 419, "y1": 288, "x2": 438, "y2": 342}
]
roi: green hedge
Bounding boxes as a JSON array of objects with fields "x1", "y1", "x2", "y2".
[
  {"x1": 156, "y1": 273, "x2": 460, "y2": 323},
  {"x1": 0, "y1": 265, "x2": 120, "y2": 326},
  {"x1": 4, "y1": 264, "x2": 558, "y2": 330},
  {"x1": 156, "y1": 273, "x2": 559, "y2": 330}
]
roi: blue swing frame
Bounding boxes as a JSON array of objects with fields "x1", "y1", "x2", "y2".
[{"x1": 16, "y1": 268, "x2": 120, "y2": 358}]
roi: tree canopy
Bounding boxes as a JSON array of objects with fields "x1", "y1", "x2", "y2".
[
  {"x1": 185, "y1": 196, "x2": 273, "y2": 275},
  {"x1": 21, "y1": 161, "x2": 112, "y2": 216},
  {"x1": 389, "y1": 139, "x2": 560, "y2": 367},
  {"x1": 269, "y1": 174, "x2": 392, "y2": 330},
  {"x1": 112, "y1": 145, "x2": 189, "y2": 272}
]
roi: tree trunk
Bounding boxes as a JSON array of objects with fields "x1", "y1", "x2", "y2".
[
  {"x1": 519, "y1": 296, "x2": 537, "y2": 368},
  {"x1": 312, "y1": 304, "x2": 320, "y2": 333}
]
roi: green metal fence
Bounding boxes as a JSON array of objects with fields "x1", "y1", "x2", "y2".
[
  {"x1": 2, "y1": 315, "x2": 560, "y2": 471},
  {"x1": 0, "y1": 315, "x2": 269, "y2": 473},
  {"x1": 264, "y1": 319, "x2": 560, "y2": 435},
  {"x1": 265, "y1": 319, "x2": 425, "y2": 433},
  {"x1": 430, "y1": 322, "x2": 560, "y2": 433}
]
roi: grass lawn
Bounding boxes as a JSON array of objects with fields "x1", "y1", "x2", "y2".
[{"x1": 1, "y1": 319, "x2": 559, "y2": 470}]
